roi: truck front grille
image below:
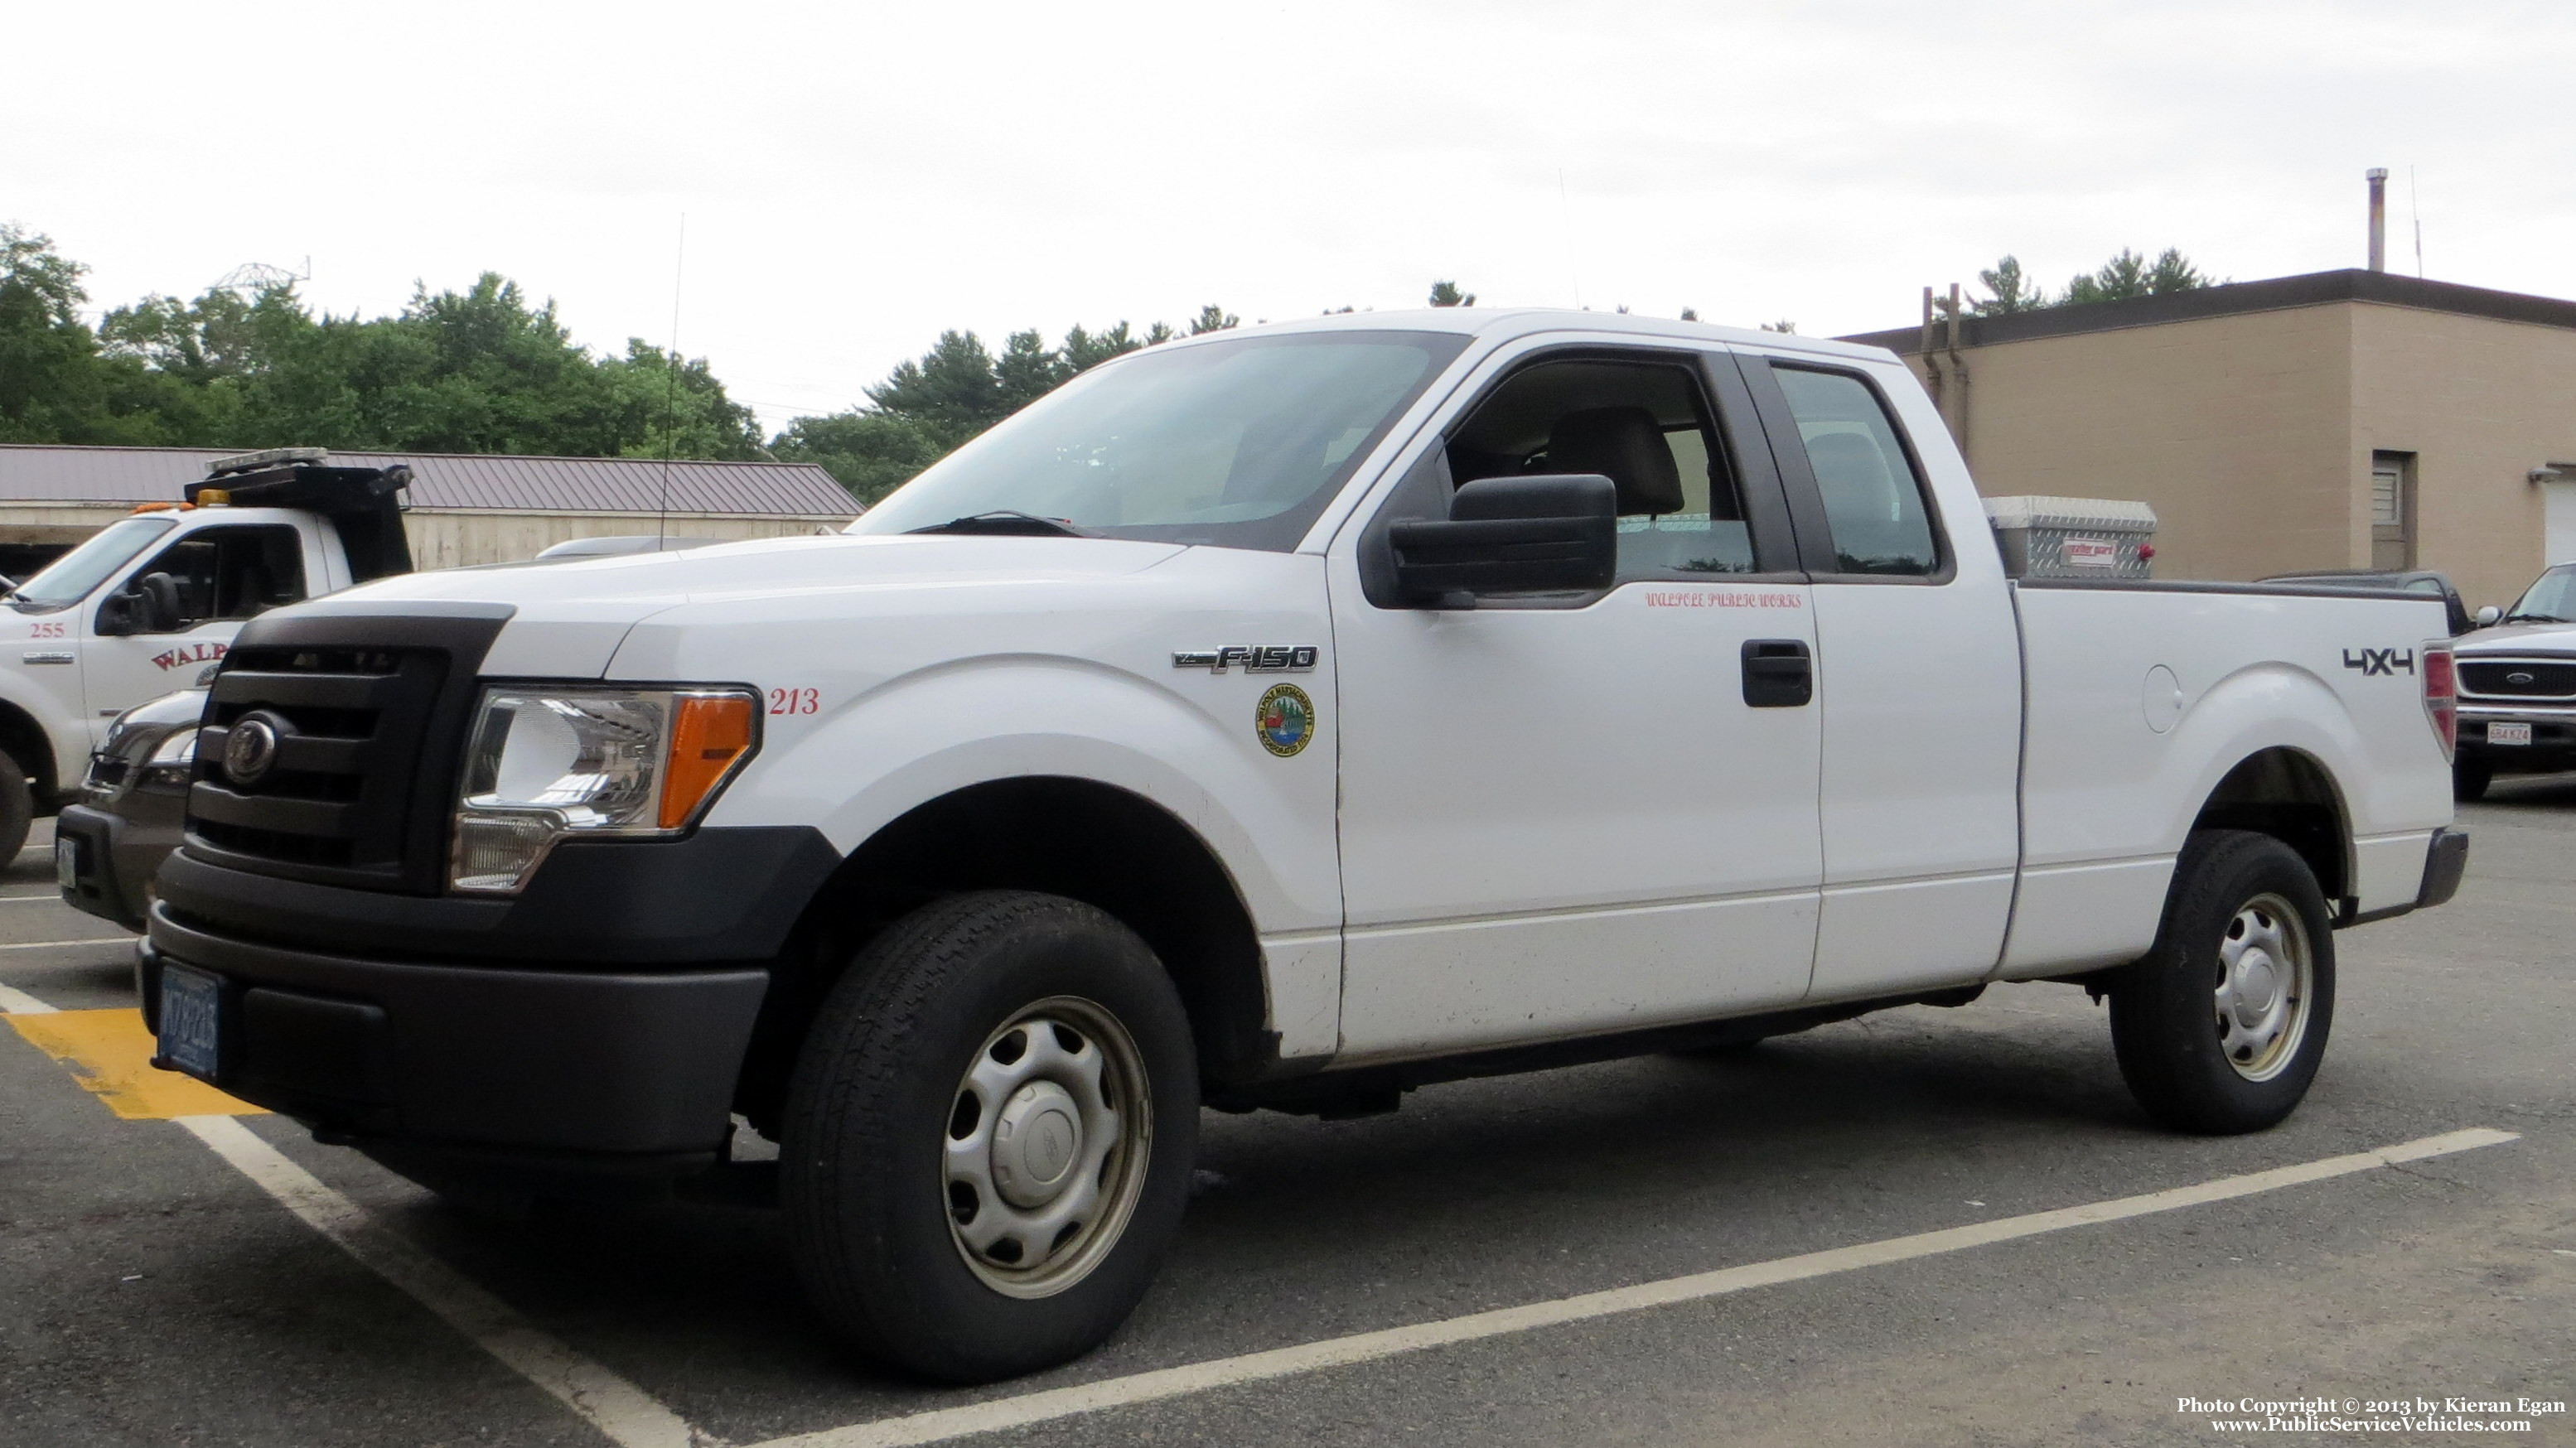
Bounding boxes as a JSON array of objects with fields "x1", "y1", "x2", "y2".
[
  {"x1": 2458, "y1": 659, "x2": 2576, "y2": 701},
  {"x1": 181, "y1": 610, "x2": 510, "y2": 894}
]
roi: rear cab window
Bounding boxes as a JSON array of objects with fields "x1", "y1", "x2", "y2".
[{"x1": 1769, "y1": 366, "x2": 1942, "y2": 577}]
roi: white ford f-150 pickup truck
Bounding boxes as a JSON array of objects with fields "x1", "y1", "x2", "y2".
[{"x1": 138, "y1": 311, "x2": 2467, "y2": 1383}]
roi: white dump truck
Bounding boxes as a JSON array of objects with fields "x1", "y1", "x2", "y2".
[
  {"x1": 0, "y1": 449, "x2": 417, "y2": 862},
  {"x1": 138, "y1": 311, "x2": 2465, "y2": 1383}
]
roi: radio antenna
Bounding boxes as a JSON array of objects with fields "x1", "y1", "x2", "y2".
[{"x1": 657, "y1": 215, "x2": 686, "y2": 548}]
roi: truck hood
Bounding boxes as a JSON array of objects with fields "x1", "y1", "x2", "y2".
[
  {"x1": 287, "y1": 533, "x2": 1190, "y2": 677},
  {"x1": 2455, "y1": 620, "x2": 2576, "y2": 656}
]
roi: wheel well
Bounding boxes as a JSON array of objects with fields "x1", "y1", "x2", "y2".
[
  {"x1": 2191, "y1": 747, "x2": 2348, "y2": 900},
  {"x1": 0, "y1": 698, "x2": 57, "y2": 804},
  {"x1": 734, "y1": 777, "x2": 1273, "y2": 1134}
]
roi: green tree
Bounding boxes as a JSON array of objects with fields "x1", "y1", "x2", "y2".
[
  {"x1": 597, "y1": 341, "x2": 763, "y2": 461},
  {"x1": 1972, "y1": 255, "x2": 2051, "y2": 315},
  {"x1": 864, "y1": 330, "x2": 1004, "y2": 446},
  {"x1": 1062, "y1": 321, "x2": 1143, "y2": 373},
  {"x1": 2063, "y1": 248, "x2": 2211, "y2": 306},
  {"x1": 775, "y1": 309, "x2": 1223, "y2": 502},
  {"x1": 0, "y1": 224, "x2": 114, "y2": 442},
  {"x1": 993, "y1": 329, "x2": 1066, "y2": 413},
  {"x1": 1428, "y1": 280, "x2": 1475, "y2": 307},
  {"x1": 771, "y1": 411, "x2": 950, "y2": 506}
]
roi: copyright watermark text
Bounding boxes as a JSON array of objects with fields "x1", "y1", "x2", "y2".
[{"x1": 2178, "y1": 1396, "x2": 2564, "y2": 1434}]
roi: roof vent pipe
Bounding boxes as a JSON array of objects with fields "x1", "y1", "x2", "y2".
[{"x1": 2366, "y1": 167, "x2": 2389, "y2": 272}]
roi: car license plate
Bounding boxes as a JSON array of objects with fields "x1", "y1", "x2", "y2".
[
  {"x1": 2490, "y1": 721, "x2": 2534, "y2": 746},
  {"x1": 158, "y1": 963, "x2": 223, "y2": 1082},
  {"x1": 54, "y1": 837, "x2": 79, "y2": 891}
]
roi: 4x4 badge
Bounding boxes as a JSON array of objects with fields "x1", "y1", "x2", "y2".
[
  {"x1": 2342, "y1": 647, "x2": 2414, "y2": 678},
  {"x1": 1174, "y1": 644, "x2": 1317, "y2": 673}
]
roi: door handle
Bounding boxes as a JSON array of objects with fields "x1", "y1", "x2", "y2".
[{"x1": 1740, "y1": 639, "x2": 1813, "y2": 707}]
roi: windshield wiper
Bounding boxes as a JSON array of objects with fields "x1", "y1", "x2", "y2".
[
  {"x1": 2507, "y1": 612, "x2": 2572, "y2": 624},
  {"x1": 906, "y1": 510, "x2": 1095, "y2": 538}
]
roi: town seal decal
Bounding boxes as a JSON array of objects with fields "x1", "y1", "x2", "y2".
[{"x1": 1254, "y1": 683, "x2": 1316, "y2": 758}]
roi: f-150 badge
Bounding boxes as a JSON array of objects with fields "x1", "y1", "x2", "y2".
[{"x1": 1174, "y1": 645, "x2": 1317, "y2": 673}]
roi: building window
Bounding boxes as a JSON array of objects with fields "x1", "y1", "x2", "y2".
[{"x1": 2371, "y1": 451, "x2": 2415, "y2": 571}]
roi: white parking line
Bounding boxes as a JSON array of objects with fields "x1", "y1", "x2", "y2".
[
  {"x1": 0, "y1": 936, "x2": 131, "y2": 950},
  {"x1": 752, "y1": 1127, "x2": 2520, "y2": 1448},
  {"x1": 4, "y1": 970, "x2": 2523, "y2": 1448},
  {"x1": 0, "y1": 982, "x2": 58, "y2": 1012},
  {"x1": 176, "y1": 1116, "x2": 697, "y2": 1448}
]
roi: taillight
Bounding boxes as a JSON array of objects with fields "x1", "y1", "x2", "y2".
[{"x1": 2422, "y1": 644, "x2": 2458, "y2": 758}]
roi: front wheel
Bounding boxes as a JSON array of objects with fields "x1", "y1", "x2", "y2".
[
  {"x1": 2453, "y1": 755, "x2": 2493, "y2": 802},
  {"x1": 2110, "y1": 830, "x2": 2336, "y2": 1134},
  {"x1": 0, "y1": 751, "x2": 31, "y2": 869},
  {"x1": 781, "y1": 891, "x2": 1198, "y2": 1383}
]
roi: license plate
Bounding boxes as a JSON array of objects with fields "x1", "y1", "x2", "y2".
[
  {"x1": 158, "y1": 963, "x2": 223, "y2": 1082},
  {"x1": 54, "y1": 837, "x2": 79, "y2": 891},
  {"x1": 2490, "y1": 721, "x2": 2534, "y2": 746}
]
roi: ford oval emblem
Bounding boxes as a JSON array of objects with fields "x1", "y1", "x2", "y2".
[
  {"x1": 222, "y1": 713, "x2": 285, "y2": 785},
  {"x1": 2506, "y1": 671, "x2": 2537, "y2": 686}
]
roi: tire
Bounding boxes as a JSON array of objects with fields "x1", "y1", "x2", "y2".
[
  {"x1": 2453, "y1": 755, "x2": 2492, "y2": 802},
  {"x1": 2110, "y1": 830, "x2": 2336, "y2": 1134},
  {"x1": 781, "y1": 891, "x2": 1199, "y2": 1383},
  {"x1": 0, "y1": 751, "x2": 32, "y2": 870}
]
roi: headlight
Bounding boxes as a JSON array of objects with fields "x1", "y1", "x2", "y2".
[
  {"x1": 450, "y1": 685, "x2": 758, "y2": 894},
  {"x1": 136, "y1": 727, "x2": 200, "y2": 792}
]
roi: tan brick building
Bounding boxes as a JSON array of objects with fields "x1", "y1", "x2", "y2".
[{"x1": 1842, "y1": 270, "x2": 2576, "y2": 612}]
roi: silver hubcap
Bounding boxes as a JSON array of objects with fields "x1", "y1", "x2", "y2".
[
  {"x1": 944, "y1": 997, "x2": 1151, "y2": 1298},
  {"x1": 2213, "y1": 893, "x2": 2312, "y2": 1081}
]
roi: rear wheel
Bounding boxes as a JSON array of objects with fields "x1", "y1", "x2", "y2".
[
  {"x1": 0, "y1": 751, "x2": 33, "y2": 870},
  {"x1": 2110, "y1": 830, "x2": 2335, "y2": 1134},
  {"x1": 2453, "y1": 755, "x2": 2492, "y2": 801},
  {"x1": 782, "y1": 891, "x2": 1198, "y2": 1383}
]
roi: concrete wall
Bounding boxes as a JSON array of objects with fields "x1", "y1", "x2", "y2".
[
  {"x1": 2347, "y1": 304, "x2": 2576, "y2": 611},
  {"x1": 1919, "y1": 305, "x2": 2356, "y2": 584}
]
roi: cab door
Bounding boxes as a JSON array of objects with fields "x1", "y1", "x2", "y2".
[
  {"x1": 1733, "y1": 354, "x2": 2024, "y2": 999},
  {"x1": 81, "y1": 518, "x2": 315, "y2": 740},
  {"x1": 1327, "y1": 341, "x2": 1824, "y2": 1060}
]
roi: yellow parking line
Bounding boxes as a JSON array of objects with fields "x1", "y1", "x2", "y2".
[{"x1": 5, "y1": 1007, "x2": 266, "y2": 1118}]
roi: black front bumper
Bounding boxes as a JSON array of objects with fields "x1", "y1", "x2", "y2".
[
  {"x1": 57, "y1": 799, "x2": 180, "y2": 932},
  {"x1": 140, "y1": 826, "x2": 841, "y2": 1184},
  {"x1": 145, "y1": 905, "x2": 766, "y2": 1159}
]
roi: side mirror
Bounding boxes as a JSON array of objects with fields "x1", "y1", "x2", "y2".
[
  {"x1": 142, "y1": 572, "x2": 185, "y2": 632},
  {"x1": 101, "y1": 572, "x2": 183, "y2": 635},
  {"x1": 1389, "y1": 473, "x2": 1617, "y2": 606},
  {"x1": 2474, "y1": 605, "x2": 2504, "y2": 628}
]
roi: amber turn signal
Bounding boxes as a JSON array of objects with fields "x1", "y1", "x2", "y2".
[{"x1": 660, "y1": 694, "x2": 757, "y2": 828}]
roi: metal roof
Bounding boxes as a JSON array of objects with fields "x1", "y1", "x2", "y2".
[{"x1": 0, "y1": 444, "x2": 860, "y2": 518}]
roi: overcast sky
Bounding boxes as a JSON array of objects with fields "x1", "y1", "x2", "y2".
[{"x1": 13, "y1": 1, "x2": 2576, "y2": 434}]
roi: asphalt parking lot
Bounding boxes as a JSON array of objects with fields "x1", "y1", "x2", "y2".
[{"x1": 3, "y1": 795, "x2": 2569, "y2": 1448}]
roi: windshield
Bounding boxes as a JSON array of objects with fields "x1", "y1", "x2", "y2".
[
  {"x1": 852, "y1": 331, "x2": 1469, "y2": 551},
  {"x1": 8, "y1": 516, "x2": 177, "y2": 612},
  {"x1": 2507, "y1": 564, "x2": 2576, "y2": 623}
]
